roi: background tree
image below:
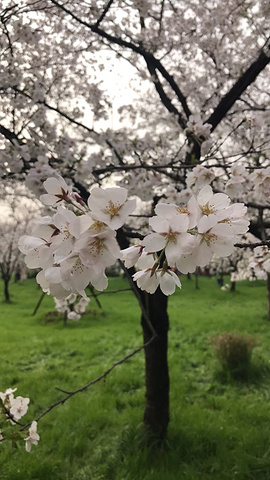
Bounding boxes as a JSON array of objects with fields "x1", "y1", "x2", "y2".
[
  {"x1": 0, "y1": 222, "x2": 21, "y2": 302},
  {"x1": 0, "y1": 196, "x2": 40, "y2": 301}
]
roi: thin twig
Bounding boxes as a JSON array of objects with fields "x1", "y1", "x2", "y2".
[
  {"x1": 235, "y1": 241, "x2": 270, "y2": 249},
  {"x1": 88, "y1": 288, "x2": 132, "y2": 297},
  {"x1": 94, "y1": 0, "x2": 114, "y2": 28},
  {"x1": 20, "y1": 335, "x2": 156, "y2": 430}
]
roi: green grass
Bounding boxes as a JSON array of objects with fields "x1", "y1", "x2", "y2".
[{"x1": 0, "y1": 276, "x2": 270, "y2": 480}]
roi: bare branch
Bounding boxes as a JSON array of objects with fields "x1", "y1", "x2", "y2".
[
  {"x1": 145, "y1": 59, "x2": 186, "y2": 128},
  {"x1": 207, "y1": 48, "x2": 270, "y2": 131},
  {"x1": 49, "y1": 0, "x2": 191, "y2": 122},
  {"x1": 21, "y1": 334, "x2": 156, "y2": 430},
  {"x1": 235, "y1": 241, "x2": 270, "y2": 249},
  {"x1": 94, "y1": 0, "x2": 114, "y2": 28}
]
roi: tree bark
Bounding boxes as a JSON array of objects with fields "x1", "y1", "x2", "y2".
[
  {"x1": 4, "y1": 278, "x2": 10, "y2": 302},
  {"x1": 141, "y1": 288, "x2": 169, "y2": 441},
  {"x1": 267, "y1": 273, "x2": 270, "y2": 321}
]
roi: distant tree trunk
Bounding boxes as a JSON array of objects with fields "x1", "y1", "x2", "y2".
[
  {"x1": 141, "y1": 289, "x2": 169, "y2": 441},
  {"x1": 195, "y1": 268, "x2": 199, "y2": 290},
  {"x1": 3, "y1": 277, "x2": 10, "y2": 302},
  {"x1": 14, "y1": 266, "x2": 20, "y2": 283},
  {"x1": 230, "y1": 281, "x2": 236, "y2": 292},
  {"x1": 267, "y1": 273, "x2": 270, "y2": 321}
]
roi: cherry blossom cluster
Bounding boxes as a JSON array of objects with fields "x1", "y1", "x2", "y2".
[
  {"x1": 218, "y1": 246, "x2": 270, "y2": 284},
  {"x1": 185, "y1": 165, "x2": 216, "y2": 193},
  {"x1": 185, "y1": 115, "x2": 213, "y2": 157},
  {"x1": 18, "y1": 176, "x2": 136, "y2": 299},
  {"x1": 186, "y1": 114, "x2": 212, "y2": 140},
  {"x1": 54, "y1": 293, "x2": 90, "y2": 321},
  {"x1": 225, "y1": 164, "x2": 270, "y2": 203},
  {"x1": 18, "y1": 175, "x2": 250, "y2": 300},
  {"x1": 121, "y1": 185, "x2": 249, "y2": 295},
  {"x1": 0, "y1": 388, "x2": 39, "y2": 452},
  {"x1": 249, "y1": 246, "x2": 270, "y2": 280},
  {"x1": 163, "y1": 162, "x2": 270, "y2": 206},
  {"x1": 221, "y1": 283, "x2": 231, "y2": 291},
  {"x1": 25, "y1": 155, "x2": 58, "y2": 197}
]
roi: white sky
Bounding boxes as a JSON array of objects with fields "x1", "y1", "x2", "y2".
[{"x1": 84, "y1": 52, "x2": 142, "y2": 130}]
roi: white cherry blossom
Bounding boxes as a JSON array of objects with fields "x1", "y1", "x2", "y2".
[
  {"x1": 18, "y1": 236, "x2": 54, "y2": 269},
  {"x1": 25, "y1": 421, "x2": 40, "y2": 453},
  {"x1": 121, "y1": 245, "x2": 144, "y2": 268},
  {"x1": 186, "y1": 166, "x2": 215, "y2": 191},
  {"x1": 157, "y1": 270, "x2": 182, "y2": 295},
  {"x1": 40, "y1": 176, "x2": 73, "y2": 206},
  {"x1": 155, "y1": 196, "x2": 198, "y2": 228},
  {"x1": 133, "y1": 269, "x2": 159, "y2": 294},
  {"x1": 0, "y1": 387, "x2": 17, "y2": 404},
  {"x1": 67, "y1": 311, "x2": 81, "y2": 321},
  {"x1": 74, "y1": 230, "x2": 120, "y2": 275},
  {"x1": 75, "y1": 296, "x2": 90, "y2": 313},
  {"x1": 249, "y1": 246, "x2": 270, "y2": 280},
  {"x1": 88, "y1": 187, "x2": 136, "y2": 229},
  {"x1": 215, "y1": 204, "x2": 250, "y2": 235},
  {"x1": 196, "y1": 185, "x2": 231, "y2": 220},
  {"x1": 143, "y1": 215, "x2": 193, "y2": 266},
  {"x1": 36, "y1": 269, "x2": 72, "y2": 299},
  {"x1": 186, "y1": 114, "x2": 212, "y2": 139},
  {"x1": 10, "y1": 396, "x2": 30, "y2": 422},
  {"x1": 195, "y1": 215, "x2": 236, "y2": 265},
  {"x1": 51, "y1": 207, "x2": 90, "y2": 258}
]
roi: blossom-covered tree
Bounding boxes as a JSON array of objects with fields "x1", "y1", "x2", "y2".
[
  {"x1": 0, "y1": 201, "x2": 38, "y2": 302},
  {"x1": 0, "y1": 222, "x2": 22, "y2": 302},
  {"x1": 0, "y1": 0, "x2": 269, "y2": 443}
]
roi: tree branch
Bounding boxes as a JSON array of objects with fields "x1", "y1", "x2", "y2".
[
  {"x1": 207, "y1": 48, "x2": 270, "y2": 131},
  {"x1": 94, "y1": 0, "x2": 114, "y2": 28},
  {"x1": 235, "y1": 241, "x2": 270, "y2": 249},
  {"x1": 20, "y1": 334, "x2": 156, "y2": 431},
  {"x1": 145, "y1": 59, "x2": 186, "y2": 128},
  {"x1": 49, "y1": 0, "x2": 191, "y2": 122}
]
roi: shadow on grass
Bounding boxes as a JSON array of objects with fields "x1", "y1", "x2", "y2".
[
  {"x1": 102, "y1": 423, "x2": 243, "y2": 480},
  {"x1": 34, "y1": 310, "x2": 106, "y2": 329},
  {"x1": 99, "y1": 418, "x2": 270, "y2": 480},
  {"x1": 213, "y1": 360, "x2": 270, "y2": 386}
]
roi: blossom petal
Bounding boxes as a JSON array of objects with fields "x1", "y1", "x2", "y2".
[{"x1": 143, "y1": 233, "x2": 166, "y2": 252}]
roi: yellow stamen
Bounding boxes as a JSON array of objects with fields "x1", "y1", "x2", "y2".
[
  {"x1": 104, "y1": 200, "x2": 123, "y2": 218},
  {"x1": 200, "y1": 202, "x2": 215, "y2": 215}
]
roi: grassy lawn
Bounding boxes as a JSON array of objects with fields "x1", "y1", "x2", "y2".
[{"x1": 0, "y1": 275, "x2": 270, "y2": 480}]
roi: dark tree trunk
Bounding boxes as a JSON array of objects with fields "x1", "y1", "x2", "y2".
[
  {"x1": 230, "y1": 281, "x2": 236, "y2": 292},
  {"x1": 4, "y1": 278, "x2": 10, "y2": 302},
  {"x1": 141, "y1": 288, "x2": 169, "y2": 441},
  {"x1": 116, "y1": 227, "x2": 170, "y2": 440},
  {"x1": 267, "y1": 273, "x2": 270, "y2": 321},
  {"x1": 195, "y1": 269, "x2": 200, "y2": 290}
]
